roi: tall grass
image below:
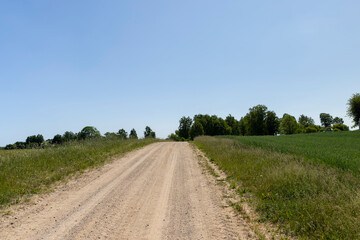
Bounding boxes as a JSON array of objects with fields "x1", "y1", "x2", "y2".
[
  {"x1": 0, "y1": 138, "x2": 158, "y2": 207},
  {"x1": 221, "y1": 131, "x2": 360, "y2": 174},
  {"x1": 195, "y1": 136, "x2": 360, "y2": 239}
]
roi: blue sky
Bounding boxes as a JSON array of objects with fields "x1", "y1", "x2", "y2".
[{"x1": 1, "y1": 0, "x2": 359, "y2": 145}]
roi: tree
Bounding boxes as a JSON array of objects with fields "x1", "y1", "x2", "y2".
[
  {"x1": 238, "y1": 117, "x2": 246, "y2": 136},
  {"x1": 347, "y1": 93, "x2": 360, "y2": 129},
  {"x1": 189, "y1": 121, "x2": 204, "y2": 140},
  {"x1": 280, "y1": 114, "x2": 298, "y2": 135},
  {"x1": 178, "y1": 116, "x2": 192, "y2": 139},
  {"x1": 298, "y1": 115, "x2": 315, "y2": 128},
  {"x1": 5, "y1": 144, "x2": 16, "y2": 150},
  {"x1": 63, "y1": 131, "x2": 77, "y2": 142},
  {"x1": 225, "y1": 115, "x2": 240, "y2": 135},
  {"x1": 129, "y1": 128, "x2": 138, "y2": 139},
  {"x1": 104, "y1": 132, "x2": 117, "y2": 138},
  {"x1": 332, "y1": 117, "x2": 344, "y2": 124},
  {"x1": 117, "y1": 129, "x2": 128, "y2": 139},
  {"x1": 319, "y1": 113, "x2": 333, "y2": 128},
  {"x1": 144, "y1": 126, "x2": 156, "y2": 138},
  {"x1": 246, "y1": 105, "x2": 268, "y2": 135},
  {"x1": 194, "y1": 114, "x2": 214, "y2": 136},
  {"x1": 265, "y1": 111, "x2": 280, "y2": 135},
  {"x1": 212, "y1": 116, "x2": 230, "y2": 135},
  {"x1": 14, "y1": 141, "x2": 26, "y2": 149},
  {"x1": 78, "y1": 126, "x2": 101, "y2": 140},
  {"x1": 52, "y1": 134, "x2": 63, "y2": 144},
  {"x1": 26, "y1": 134, "x2": 44, "y2": 146}
]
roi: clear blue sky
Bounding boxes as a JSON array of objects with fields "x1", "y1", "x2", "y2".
[{"x1": 1, "y1": 0, "x2": 359, "y2": 145}]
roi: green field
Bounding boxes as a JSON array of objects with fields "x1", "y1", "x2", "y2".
[
  {"x1": 195, "y1": 132, "x2": 360, "y2": 239},
  {"x1": 0, "y1": 138, "x2": 158, "y2": 207},
  {"x1": 221, "y1": 131, "x2": 360, "y2": 174}
]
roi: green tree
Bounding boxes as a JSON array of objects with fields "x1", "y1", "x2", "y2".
[
  {"x1": 193, "y1": 114, "x2": 210, "y2": 135},
  {"x1": 62, "y1": 131, "x2": 77, "y2": 142},
  {"x1": 78, "y1": 126, "x2": 101, "y2": 140},
  {"x1": 144, "y1": 126, "x2": 156, "y2": 138},
  {"x1": 280, "y1": 114, "x2": 298, "y2": 135},
  {"x1": 189, "y1": 121, "x2": 204, "y2": 140},
  {"x1": 104, "y1": 132, "x2": 117, "y2": 138},
  {"x1": 26, "y1": 134, "x2": 44, "y2": 146},
  {"x1": 178, "y1": 116, "x2": 192, "y2": 139},
  {"x1": 4, "y1": 144, "x2": 16, "y2": 150},
  {"x1": 332, "y1": 117, "x2": 344, "y2": 124},
  {"x1": 265, "y1": 111, "x2": 280, "y2": 135},
  {"x1": 238, "y1": 117, "x2": 246, "y2": 136},
  {"x1": 320, "y1": 113, "x2": 333, "y2": 128},
  {"x1": 52, "y1": 134, "x2": 63, "y2": 144},
  {"x1": 14, "y1": 142, "x2": 26, "y2": 149},
  {"x1": 129, "y1": 128, "x2": 138, "y2": 139},
  {"x1": 298, "y1": 115, "x2": 315, "y2": 128},
  {"x1": 347, "y1": 93, "x2": 360, "y2": 129},
  {"x1": 117, "y1": 129, "x2": 128, "y2": 139},
  {"x1": 247, "y1": 105, "x2": 268, "y2": 135},
  {"x1": 212, "y1": 116, "x2": 230, "y2": 135},
  {"x1": 225, "y1": 115, "x2": 240, "y2": 135}
]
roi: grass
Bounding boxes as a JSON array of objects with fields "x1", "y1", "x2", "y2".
[
  {"x1": 220, "y1": 131, "x2": 360, "y2": 174},
  {"x1": 194, "y1": 134, "x2": 360, "y2": 239},
  {"x1": 0, "y1": 138, "x2": 158, "y2": 207}
]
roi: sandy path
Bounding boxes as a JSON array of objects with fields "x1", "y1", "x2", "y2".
[{"x1": 0, "y1": 142, "x2": 253, "y2": 240}]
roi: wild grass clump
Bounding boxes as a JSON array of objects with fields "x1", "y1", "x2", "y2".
[
  {"x1": 195, "y1": 136, "x2": 360, "y2": 239},
  {"x1": 0, "y1": 138, "x2": 158, "y2": 207}
]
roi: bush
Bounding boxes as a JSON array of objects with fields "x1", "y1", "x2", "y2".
[
  {"x1": 168, "y1": 133, "x2": 180, "y2": 141},
  {"x1": 305, "y1": 125, "x2": 320, "y2": 133},
  {"x1": 4, "y1": 144, "x2": 16, "y2": 150},
  {"x1": 332, "y1": 123, "x2": 349, "y2": 131}
]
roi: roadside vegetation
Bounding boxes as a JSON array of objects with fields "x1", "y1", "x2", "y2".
[
  {"x1": 0, "y1": 137, "x2": 159, "y2": 208},
  {"x1": 3, "y1": 125, "x2": 156, "y2": 150},
  {"x1": 0, "y1": 125, "x2": 158, "y2": 207},
  {"x1": 195, "y1": 134, "x2": 360, "y2": 239}
]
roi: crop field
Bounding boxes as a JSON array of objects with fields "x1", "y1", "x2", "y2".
[
  {"x1": 223, "y1": 131, "x2": 360, "y2": 173},
  {"x1": 0, "y1": 138, "x2": 158, "y2": 207},
  {"x1": 195, "y1": 132, "x2": 360, "y2": 239}
]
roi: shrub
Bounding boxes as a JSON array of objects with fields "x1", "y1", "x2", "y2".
[{"x1": 332, "y1": 123, "x2": 349, "y2": 131}]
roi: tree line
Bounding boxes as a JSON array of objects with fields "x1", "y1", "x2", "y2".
[
  {"x1": 4, "y1": 126, "x2": 156, "y2": 150},
  {"x1": 170, "y1": 93, "x2": 360, "y2": 141}
]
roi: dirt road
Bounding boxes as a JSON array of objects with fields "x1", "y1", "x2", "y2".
[{"x1": 0, "y1": 142, "x2": 253, "y2": 240}]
